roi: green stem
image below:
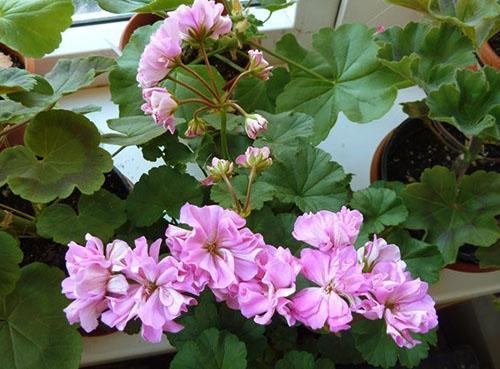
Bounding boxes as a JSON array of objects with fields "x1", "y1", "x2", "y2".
[
  {"x1": 243, "y1": 167, "x2": 257, "y2": 213},
  {"x1": 167, "y1": 75, "x2": 215, "y2": 103},
  {"x1": 0, "y1": 203, "x2": 35, "y2": 221},
  {"x1": 0, "y1": 122, "x2": 27, "y2": 139},
  {"x1": 245, "y1": 0, "x2": 255, "y2": 8},
  {"x1": 222, "y1": 174, "x2": 242, "y2": 213},
  {"x1": 0, "y1": 209, "x2": 37, "y2": 235},
  {"x1": 178, "y1": 98, "x2": 217, "y2": 108},
  {"x1": 249, "y1": 41, "x2": 332, "y2": 84},
  {"x1": 179, "y1": 63, "x2": 220, "y2": 100},
  {"x1": 220, "y1": 109, "x2": 230, "y2": 159},
  {"x1": 226, "y1": 71, "x2": 250, "y2": 98},
  {"x1": 214, "y1": 54, "x2": 246, "y2": 72},
  {"x1": 200, "y1": 43, "x2": 222, "y2": 101},
  {"x1": 229, "y1": 102, "x2": 248, "y2": 116},
  {"x1": 112, "y1": 146, "x2": 126, "y2": 158}
]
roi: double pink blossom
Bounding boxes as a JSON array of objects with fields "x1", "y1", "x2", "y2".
[
  {"x1": 141, "y1": 87, "x2": 178, "y2": 133},
  {"x1": 292, "y1": 207, "x2": 363, "y2": 251}
]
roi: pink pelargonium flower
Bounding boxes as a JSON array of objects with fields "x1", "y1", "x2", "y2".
[
  {"x1": 235, "y1": 146, "x2": 272, "y2": 171},
  {"x1": 102, "y1": 237, "x2": 197, "y2": 343},
  {"x1": 165, "y1": 203, "x2": 265, "y2": 289},
  {"x1": 292, "y1": 207, "x2": 363, "y2": 252},
  {"x1": 248, "y1": 50, "x2": 273, "y2": 80},
  {"x1": 141, "y1": 87, "x2": 177, "y2": 133},
  {"x1": 238, "y1": 246, "x2": 301, "y2": 325},
  {"x1": 62, "y1": 235, "x2": 130, "y2": 332},
  {"x1": 137, "y1": 18, "x2": 182, "y2": 88},
  {"x1": 170, "y1": 0, "x2": 232, "y2": 41},
  {"x1": 244, "y1": 114, "x2": 268, "y2": 139},
  {"x1": 290, "y1": 247, "x2": 364, "y2": 332}
]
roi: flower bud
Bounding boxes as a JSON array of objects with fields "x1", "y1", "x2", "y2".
[
  {"x1": 235, "y1": 146, "x2": 272, "y2": 171},
  {"x1": 207, "y1": 157, "x2": 234, "y2": 182},
  {"x1": 244, "y1": 113, "x2": 268, "y2": 139},
  {"x1": 185, "y1": 117, "x2": 206, "y2": 137},
  {"x1": 247, "y1": 50, "x2": 273, "y2": 81}
]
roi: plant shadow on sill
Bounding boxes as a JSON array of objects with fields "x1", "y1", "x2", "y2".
[{"x1": 84, "y1": 354, "x2": 173, "y2": 369}]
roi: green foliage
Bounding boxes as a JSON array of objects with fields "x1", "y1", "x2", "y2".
[
  {"x1": 260, "y1": 0, "x2": 295, "y2": 12},
  {"x1": 0, "y1": 68, "x2": 37, "y2": 94},
  {"x1": 402, "y1": 166, "x2": 500, "y2": 264},
  {"x1": 427, "y1": 67, "x2": 500, "y2": 139},
  {"x1": 476, "y1": 242, "x2": 500, "y2": 269},
  {"x1": 96, "y1": 0, "x2": 191, "y2": 13},
  {"x1": 110, "y1": 22, "x2": 161, "y2": 117},
  {"x1": 0, "y1": 263, "x2": 82, "y2": 369},
  {"x1": 275, "y1": 351, "x2": 335, "y2": 369},
  {"x1": 387, "y1": 229, "x2": 444, "y2": 283},
  {"x1": 102, "y1": 116, "x2": 165, "y2": 146},
  {"x1": 350, "y1": 187, "x2": 408, "y2": 234},
  {"x1": 170, "y1": 328, "x2": 247, "y2": 369},
  {"x1": 0, "y1": 231, "x2": 22, "y2": 296},
  {"x1": 317, "y1": 332, "x2": 364, "y2": 365},
  {"x1": 37, "y1": 189, "x2": 127, "y2": 244},
  {"x1": 275, "y1": 25, "x2": 401, "y2": 143},
  {"x1": 0, "y1": 0, "x2": 74, "y2": 57},
  {"x1": 126, "y1": 166, "x2": 204, "y2": 226},
  {"x1": 0, "y1": 110, "x2": 112, "y2": 203},
  {"x1": 377, "y1": 22, "x2": 476, "y2": 91}
]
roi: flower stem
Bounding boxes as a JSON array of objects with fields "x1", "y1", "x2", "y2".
[
  {"x1": 243, "y1": 167, "x2": 257, "y2": 214},
  {"x1": 221, "y1": 173, "x2": 242, "y2": 213},
  {"x1": 0, "y1": 203, "x2": 35, "y2": 221},
  {"x1": 0, "y1": 122, "x2": 27, "y2": 139},
  {"x1": 214, "y1": 54, "x2": 246, "y2": 72},
  {"x1": 200, "y1": 43, "x2": 222, "y2": 101},
  {"x1": 220, "y1": 109, "x2": 230, "y2": 159},
  {"x1": 178, "y1": 98, "x2": 217, "y2": 108},
  {"x1": 167, "y1": 75, "x2": 215, "y2": 103},
  {"x1": 249, "y1": 41, "x2": 332, "y2": 84},
  {"x1": 179, "y1": 63, "x2": 220, "y2": 100},
  {"x1": 229, "y1": 102, "x2": 248, "y2": 116},
  {"x1": 226, "y1": 71, "x2": 250, "y2": 97}
]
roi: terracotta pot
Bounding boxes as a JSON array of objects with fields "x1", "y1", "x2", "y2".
[
  {"x1": 119, "y1": 13, "x2": 164, "y2": 50},
  {"x1": 370, "y1": 121, "x2": 499, "y2": 274},
  {"x1": 0, "y1": 124, "x2": 26, "y2": 151},
  {"x1": 479, "y1": 40, "x2": 500, "y2": 69},
  {"x1": 0, "y1": 43, "x2": 35, "y2": 72}
]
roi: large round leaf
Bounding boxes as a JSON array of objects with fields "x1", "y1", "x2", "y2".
[
  {"x1": 0, "y1": 263, "x2": 82, "y2": 369},
  {"x1": 275, "y1": 351, "x2": 335, "y2": 369},
  {"x1": 0, "y1": 231, "x2": 22, "y2": 296},
  {"x1": 96, "y1": 0, "x2": 191, "y2": 13},
  {"x1": 0, "y1": 0, "x2": 74, "y2": 58},
  {"x1": 0, "y1": 110, "x2": 113, "y2": 203}
]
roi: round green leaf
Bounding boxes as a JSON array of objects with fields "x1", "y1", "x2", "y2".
[
  {"x1": 0, "y1": 263, "x2": 82, "y2": 369},
  {"x1": 402, "y1": 166, "x2": 500, "y2": 264},
  {"x1": 102, "y1": 116, "x2": 164, "y2": 146},
  {"x1": 0, "y1": 110, "x2": 113, "y2": 203},
  {"x1": 0, "y1": 231, "x2": 22, "y2": 296},
  {"x1": 37, "y1": 189, "x2": 127, "y2": 244},
  {"x1": 276, "y1": 351, "x2": 335, "y2": 369},
  {"x1": 352, "y1": 319, "x2": 398, "y2": 368},
  {"x1": 126, "y1": 166, "x2": 204, "y2": 226},
  {"x1": 261, "y1": 145, "x2": 350, "y2": 212},
  {"x1": 96, "y1": 0, "x2": 191, "y2": 13},
  {"x1": 350, "y1": 187, "x2": 408, "y2": 234},
  {"x1": 170, "y1": 328, "x2": 247, "y2": 369},
  {"x1": 0, "y1": 0, "x2": 74, "y2": 57}
]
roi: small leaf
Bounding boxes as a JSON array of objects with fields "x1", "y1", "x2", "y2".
[
  {"x1": 37, "y1": 189, "x2": 127, "y2": 244},
  {"x1": 0, "y1": 100, "x2": 41, "y2": 126},
  {"x1": 70, "y1": 104, "x2": 102, "y2": 115},
  {"x1": 0, "y1": 0, "x2": 74, "y2": 57},
  {"x1": 317, "y1": 332, "x2": 364, "y2": 365},
  {"x1": 0, "y1": 68, "x2": 37, "y2": 94},
  {"x1": 402, "y1": 166, "x2": 500, "y2": 264},
  {"x1": 0, "y1": 110, "x2": 113, "y2": 203},
  {"x1": 127, "y1": 166, "x2": 203, "y2": 226},
  {"x1": 387, "y1": 229, "x2": 444, "y2": 283},
  {"x1": 350, "y1": 187, "x2": 408, "y2": 234},
  {"x1": 396, "y1": 330, "x2": 437, "y2": 368},
  {"x1": 96, "y1": 0, "x2": 191, "y2": 13},
  {"x1": 476, "y1": 242, "x2": 500, "y2": 269},
  {"x1": 260, "y1": 0, "x2": 295, "y2": 12},
  {"x1": 261, "y1": 145, "x2": 350, "y2": 212},
  {"x1": 140, "y1": 133, "x2": 197, "y2": 164},
  {"x1": 102, "y1": 116, "x2": 165, "y2": 146},
  {"x1": 0, "y1": 263, "x2": 82, "y2": 369},
  {"x1": 275, "y1": 351, "x2": 335, "y2": 369},
  {"x1": 0, "y1": 231, "x2": 22, "y2": 296},
  {"x1": 170, "y1": 328, "x2": 247, "y2": 369},
  {"x1": 352, "y1": 319, "x2": 398, "y2": 368}
]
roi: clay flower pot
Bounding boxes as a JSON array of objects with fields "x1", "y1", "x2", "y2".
[
  {"x1": 0, "y1": 43, "x2": 35, "y2": 72},
  {"x1": 479, "y1": 40, "x2": 500, "y2": 69},
  {"x1": 119, "y1": 13, "x2": 164, "y2": 50}
]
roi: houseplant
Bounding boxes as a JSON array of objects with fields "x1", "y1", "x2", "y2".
[{"x1": 370, "y1": 0, "x2": 500, "y2": 271}]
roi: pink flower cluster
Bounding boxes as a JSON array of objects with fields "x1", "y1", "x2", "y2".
[
  {"x1": 137, "y1": 0, "x2": 232, "y2": 131},
  {"x1": 62, "y1": 204, "x2": 437, "y2": 348}
]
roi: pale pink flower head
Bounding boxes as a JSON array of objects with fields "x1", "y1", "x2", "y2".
[
  {"x1": 290, "y1": 247, "x2": 364, "y2": 332},
  {"x1": 62, "y1": 235, "x2": 130, "y2": 332},
  {"x1": 235, "y1": 146, "x2": 272, "y2": 171},
  {"x1": 207, "y1": 157, "x2": 234, "y2": 181},
  {"x1": 0, "y1": 52, "x2": 13, "y2": 69},
  {"x1": 376, "y1": 25, "x2": 385, "y2": 34},
  {"x1": 244, "y1": 114, "x2": 268, "y2": 139},
  {"x1": 292, "y1": 207, "x2": 363, "y2": 252},
  {"x1": 102, "y1": 237, "x2": 197, "y2": 343},
  {"x1": 238, "y1": 246, "x2": 301, "y2": 325},
  {"x1": 141, "y1": 87, "x2": 177, "y2": 133},
  {"x1": 170, "y1": 0, "x2": 232, "y2": 41},
  {"x1": 165, "y1": 203, "x2": 265, "y2": 289},
  {"x1": 248, "y1": 50, "x2": 273, "y2": 80},
  {"x1": 137, "y1": 18, "x2": 182, "y2": 88}
]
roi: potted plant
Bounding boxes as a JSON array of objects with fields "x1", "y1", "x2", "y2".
[
  {"x1": 369, "y1": 0, "x2": 500, "y2": 273},
  {"x1": 54, "y1": 0, "x2": 454, "y2": 368}
]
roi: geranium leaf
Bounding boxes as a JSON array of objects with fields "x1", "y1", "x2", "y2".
[
  {"x1": 377, "y1": 22, "x2": 476, "y2": 91},
  {"x1": 0, "y1": 231, "x2": 22, "y2": 296},
  {"x1": 261, "y1": 145, "x2": 350, "y2": 212},
  {"x1": 234, "y1": 67, "x2": 290, "y2": 113},
  {"x1": 402, "y1": 166, "x2": 500, "y2": 264},
  {"x1": 475, "y1": 242, "x2": 500, "y2": 269},
  {"x1": 0, "y1": 100, "x2": 41, "y2": 125},
  {"x1": 396, "y1": 330, "x2": 437, "y2": 368},
  {"x1": 275, "y1": 25, "x2": 401, "y2": 143},
  {"x1": 260, "y1": 0, "x2": 295, "y2": 12},
  {"x1": 0, "y1": 110, "x2": 113, "y2": 203},
  {"x1": 0, "y1": 263, "x2": 82, "y2": 369},
  {"x1": 210, "y1": 175, "x2": 275, "y2": 212},
  {"x1": 0, "y1": 68, "x2": 37, "y2": 94},
  {"x1": 110, "y1": 22, "x2": 162, "y2": 117},
  {"x1": 36, "y1": 189, "x2": 127, "y2": 244},
  {"x1": 275, "y1": 351, "x2": 335, "y2": 369},
  {"x1": 317, "y1": 332, "x2": 364, "y2": 365},
  {"x1": 170, "y1": 328, "x2": 247, "y2": 369},
  {"x1": 350, "y1": 187, "x2": 408, "y2": 234},
  {"x1": 96, "y1": 0, "x2": 191, "y2": 13},
  {"x1": 427, "y1": 67, "x2": 500, "y2": 139},
  {"x1": 254, "y1": 111, "x2": 314, "y2": 151},
  {"x1": 352, "y1": 319, "x2": 398, "y2": 368},
  {"x1": 385, "y1": 0, "x2": 430, "y2": 12},
  {"x1": 126, "y1": 166, "x2": 204, "y2": 226},
  {"x1": 0, "y1": 0, "x2": 74, "y2": 58},
  {"x1": 387, "y1": 229, "x2": 444, "y2": 284},
  {"x1": 102, "y1": 116, "x2": 165, "y2": 146}
]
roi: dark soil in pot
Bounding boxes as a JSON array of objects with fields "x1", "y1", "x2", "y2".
[
  {"x1": 488, "y1": 31, "x2": 500, "y2": 56},
  {"x1": 376, "y1": 118, "x2": 500, "y2": 265}
]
